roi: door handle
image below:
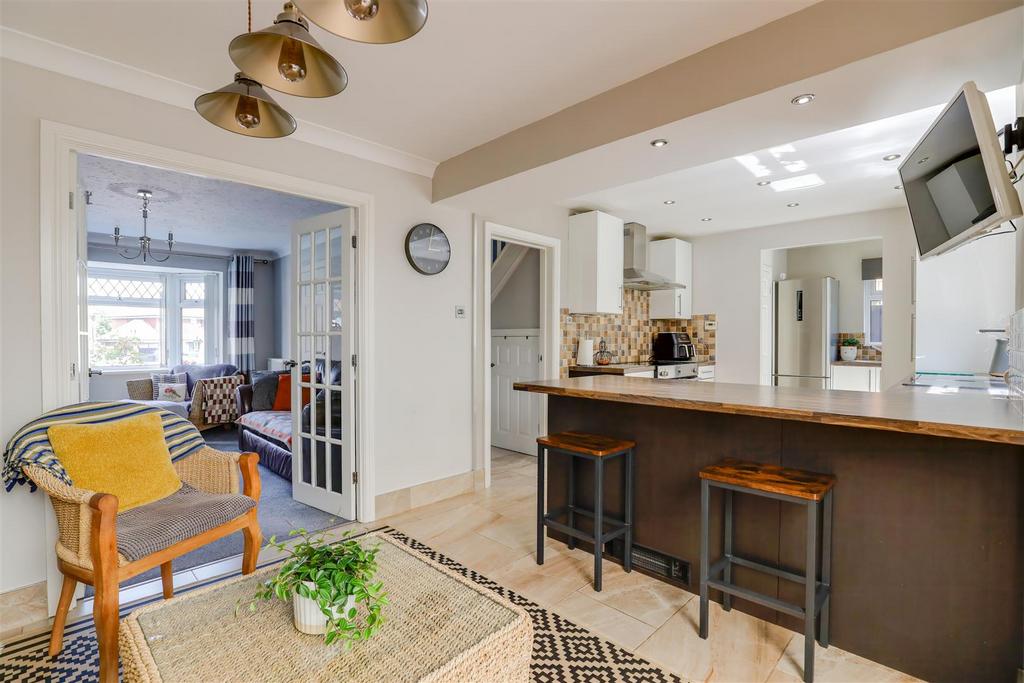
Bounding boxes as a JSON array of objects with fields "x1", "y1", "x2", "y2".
[
  {"x1": 490, "y1": 362, "x2": 496, "y2": 368},
  {"x1": 88, "y1": 368, "x2": 103, "y2": 377}
]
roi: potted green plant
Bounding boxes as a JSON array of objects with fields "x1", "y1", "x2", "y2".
[
  {"x1": 240, "y1": 529, "x2": 388, "y2": 647},
  {"x1": 840, "y1": 337, "x2": 860, "y2": 362}
]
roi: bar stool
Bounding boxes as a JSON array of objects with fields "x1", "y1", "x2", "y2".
[
  {"x1": 536, "y1": 431, "x2": 635, "y2": 591},
  {"x1": 698, "y1": 459, "x2": 835, "y2": 683}
]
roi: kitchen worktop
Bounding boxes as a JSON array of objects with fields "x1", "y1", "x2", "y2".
[
  {"x1": 568, "y1": 363, "x2": 655, "y2": 374},
  {"x1": 831, "y1": 360, "x2": 881, "y2": 367},
  {"x1": 514, "y1": 375, "x2": 1024, "y2": 445}
]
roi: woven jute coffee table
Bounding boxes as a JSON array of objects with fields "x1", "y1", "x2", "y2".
[{"x1": 119, "y1": 531, "x2": 533, "y2": 682}]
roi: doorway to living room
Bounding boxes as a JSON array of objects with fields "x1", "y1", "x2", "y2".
[{"x1": 39, "y1": 122, "x2": 377, "y2": 615}]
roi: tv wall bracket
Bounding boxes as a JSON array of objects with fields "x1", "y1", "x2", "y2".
[{"x1": 1001, "y1": 116, "x2": 1024, "y2": 156}]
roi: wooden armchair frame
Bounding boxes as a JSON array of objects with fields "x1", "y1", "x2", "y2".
[{"x1": 25, "y1": 448, "x2": 262, "y2": 683}]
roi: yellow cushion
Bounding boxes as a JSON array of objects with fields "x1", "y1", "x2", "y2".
[{"x1": 48, "y1": 413, "x2": 182, "y2": 512}]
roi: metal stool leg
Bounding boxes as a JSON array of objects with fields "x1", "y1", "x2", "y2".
[
  {"x1": 819, "y1": 489, "x2": 833, "y2": 648},
  {"x1": 623, "y1": 449, "x2": 634, "y2": 573},
  {"x1": 804, "y1": 500, "x2": 819, "y2": 683},
  {"x1": 723, "y1": 489, "x2": 733, "y2": 611},
  {"x1": 536, "y1": 444, "x2": 546, "y2": 565},
  {"x1": 567, "y1": 455, "x2": 576, "y2": 550},
  {"x1": 699, "y1": 478, "x2": 710, "y2": 639},
  {"x1": 593, "y1": 456, "x2": 604, "y2": 591}
]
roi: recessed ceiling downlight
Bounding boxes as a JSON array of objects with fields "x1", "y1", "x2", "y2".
[
  {"x1": 786, "y1": 202, "x2": 800, "y2": 208},
  {"x1": 756, "y1": 180, "x2": 772, "y2": 186},
  {"x1": 663, "y1": 200, "x2": 676, "y2": 205},
  {"x1": 650, "y1": 138, "x2": 669, "y2": 148},
  {"x1": 882, "y1": 154, "x2": 901, "y2": 161},
  {"x1": 894, "y1": 184, "x2": 903, "y2": 190},
  {"x1": 700, "y1": 217, "x2": 712, "y2": 222},
  {"x1": 790, "y1": 93, "x2": 815, "y2": 106}
]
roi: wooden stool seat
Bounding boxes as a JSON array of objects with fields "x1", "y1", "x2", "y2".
[
  {"x1": 699, "y1": 458, "x2": 835, "y2": 501},
  {"x1": 537, "y1": 431, "x2": 636, "y2": 457}
]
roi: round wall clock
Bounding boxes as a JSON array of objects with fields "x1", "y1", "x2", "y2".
[{"x1": 405, "y1": 223, "x2": 451, "y2": 275}]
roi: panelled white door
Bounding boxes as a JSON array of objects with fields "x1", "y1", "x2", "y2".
[
  {"x1": 291, "y1": 209, "x2": 356, "y2": 519},
  {"x1": 491, "y1": 331, "x2": 541, "y2": 454}
]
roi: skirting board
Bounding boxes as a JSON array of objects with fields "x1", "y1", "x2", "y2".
[{"x1": 375, "y1": 470, "x2": 478, "y2": 519}]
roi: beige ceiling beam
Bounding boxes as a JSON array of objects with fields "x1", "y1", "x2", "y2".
[{"x1": 433, "y1": 0, "x2": 1021, "y2": 202}]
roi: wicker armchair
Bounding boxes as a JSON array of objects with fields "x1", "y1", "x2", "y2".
[
  {"x1": 127, "y1": 377, "x2": 234, "y2": 431},
  {"x1": 25, "y1": 447, "x2": 262, "y2": 683}
]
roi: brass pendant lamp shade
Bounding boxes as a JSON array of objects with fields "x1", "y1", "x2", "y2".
[
  {"x1": 294, "y1": 0, "x2": 428, "y2": 44},
  {"x1": 194, "y1": 73, "x2": 297, "y2": 138},
  {"x1": 229, "y1": 2, "x2": 347, "y2": 97}
]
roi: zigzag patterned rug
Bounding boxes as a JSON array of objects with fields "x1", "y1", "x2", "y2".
[{"x1": 0, "y1": 527, "x2": 680, "y2": 682}]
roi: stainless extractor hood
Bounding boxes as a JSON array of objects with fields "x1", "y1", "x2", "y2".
[{"x1": 623, "y1": 222, "x2": 685, "y2": 291}]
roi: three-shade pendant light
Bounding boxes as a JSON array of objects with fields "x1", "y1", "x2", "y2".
[{"x1": 196, "y1": 0, "x2": 428, "y2": 138}]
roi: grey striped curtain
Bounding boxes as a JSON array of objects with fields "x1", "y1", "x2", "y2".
[{"x1": 228, "y1": 255, "x2": 255, "y2": 374}]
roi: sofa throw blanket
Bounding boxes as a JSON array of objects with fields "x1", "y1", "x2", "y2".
[
  {"x1": 2, "y1": 402, "x2": 205, "y2": 492},
  {"x1": 202, "y1": 375, "x2": 245, "y2": 425}
]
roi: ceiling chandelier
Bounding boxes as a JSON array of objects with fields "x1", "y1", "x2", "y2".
[
  {"x1": 112, "y1": 190, "x2": 174, "y2": 263},
  {"x1": 196, "y1": 0, "x2": 428, "y2": 138}
]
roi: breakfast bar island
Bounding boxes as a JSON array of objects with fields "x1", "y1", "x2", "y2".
[{"x1": 514, "y1": 375, "x2": 1023, "y2": 683}]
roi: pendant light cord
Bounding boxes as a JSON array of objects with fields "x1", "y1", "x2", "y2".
[{"x1": 247, "y1": 0, "x2": 252, "y2": 33}]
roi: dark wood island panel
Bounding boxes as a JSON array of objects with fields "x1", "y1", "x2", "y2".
[{"x1": 538, "y1": 393, "x2": 1022, "y2": 683}]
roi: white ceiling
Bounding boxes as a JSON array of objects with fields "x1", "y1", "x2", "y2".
[
  {"x1": 0, "y1": 0, "x2": 814, "y2": 163},
  {"x1": 79, "y1": 154, "x2": 341, "y2": 253},
  {"x1": 572, "y1": 86, "x2": 1017, "y2": 239}
]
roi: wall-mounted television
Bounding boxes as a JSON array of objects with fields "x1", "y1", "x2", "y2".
[{"x1": 899, "y1": 81, "x2": 1021, "y2": 259}]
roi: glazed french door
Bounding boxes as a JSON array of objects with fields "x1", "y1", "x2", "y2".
[{"x1": 290, "y1": 208, "x2": 356, "y2": 518}]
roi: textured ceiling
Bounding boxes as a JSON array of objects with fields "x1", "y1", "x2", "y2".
[{"x1": 79, "y1": 154, "x2": 342, "y2": 254}]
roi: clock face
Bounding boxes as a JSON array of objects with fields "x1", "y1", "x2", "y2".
[{"x1": 405, "y1": 223, "x2": 451, "y2": 275}]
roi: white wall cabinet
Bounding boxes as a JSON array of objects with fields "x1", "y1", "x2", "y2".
[
  {"x1": 831, "y1": 364, "x2": 881, "y2": 392},
  {"x1": 648, "y1": 238, "x2": 692, "y2": 319},
  {"x1": 567, "y1": 211, "x2": 624, "y2": 314}
]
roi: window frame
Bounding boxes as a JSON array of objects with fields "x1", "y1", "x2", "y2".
[
  {"x1": 862, "y1": 278, "x2": 883, "y2": 348},
  {"x1": 87, "y1": 266, "x2": 222, "y2": 371}
]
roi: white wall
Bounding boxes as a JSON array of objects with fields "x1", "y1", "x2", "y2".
[
  {"x1": 691, "y1": 208, "x2": 917, "y2": 389},
  {"x1": 273, "y1": 254, "x2": 291, "y2": 359},
  {"x1": 0, "y1": 59, "x2": 474, "y2": 592},
  {"x1": 492, "y1": 248, "x2": 541, "y2": 330},
  {"x1": 916, "y1": 232, "x2": 1015, "y2": 373},
  {"x1": 784, "y1": 239, "x2": 883, "y2": 334}
]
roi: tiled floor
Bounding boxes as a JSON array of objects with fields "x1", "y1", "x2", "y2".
[
  {"x1": 376, "y1": 447, "x2": 920, "y2": 683},
  {"x1": 2, "y1": 447, "x2": 919, "y2": 682}
]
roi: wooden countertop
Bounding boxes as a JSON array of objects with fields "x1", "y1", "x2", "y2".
[
  {"x1": 569, "y1": 363, "x2": 655, "y2": 374},
  {"x1": 514, "y1": 375, "x2": 1024, "y2": 446},
  {"x1": 832, "y1": 360, "x2": 881, "y2": 367}
]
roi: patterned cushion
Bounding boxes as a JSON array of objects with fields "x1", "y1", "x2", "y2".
[
  {"x1": 172, "y1": 363, "x2": 239, "y2": 395},
  {"x1": 150, "y1": 373, "x2": 186, "y2": 400},
  {"x1": 236, "y1": 411, "x2": 293, "y2": 447},
  {"x1": 115, "y1": 483, "x2": 255, "y2": 561}
]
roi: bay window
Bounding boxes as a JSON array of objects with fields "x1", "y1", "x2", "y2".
[{"x1": 87, "y1": 268, "x2": 221, "y2": 370}]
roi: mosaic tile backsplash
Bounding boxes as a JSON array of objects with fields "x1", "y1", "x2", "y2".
[
  {"x1": 835, "y1": 332, "x2": 882, "y2": 362},
  {"x1": 560, "y1": 289, "x2": 716, "y2": 376}
]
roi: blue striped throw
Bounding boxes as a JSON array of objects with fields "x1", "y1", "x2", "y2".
[{"x1": 2, "y1": 402, "x2": 206, "y2": 491}]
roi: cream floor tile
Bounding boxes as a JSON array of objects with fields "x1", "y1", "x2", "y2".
[
  {"x1": 475, "y1": 510, "x2": 536, "y2": 552},
  {"x1": 427, "y1": 530, "x2": 531, "y2": 577},
  {"x1": 490, "y1": 545, "x2": 593, "y2": 608},
  {"x1": 575, "y1": 566, "x2": 695, "y2": 628},
  {"x1": 389, "y1": 503, "x2": 500, "y2": 543},
  {"x1": 769, "y1": 634, "x2": 921, "y2": 683},
  {"x1": 636, "y1": 599, "x2": 793, "y2": 682},
  {"x1": 552, "y1": 591, "x2": 656, "y2": 651}
]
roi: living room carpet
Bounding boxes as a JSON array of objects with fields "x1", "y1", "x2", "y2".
[{"x1": 1, "y1": 528, "x2": 680, "y2": 683}]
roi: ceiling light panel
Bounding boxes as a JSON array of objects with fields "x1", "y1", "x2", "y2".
[{"x1": 769, "y1": 173, "x2": 824, "y2": 192}]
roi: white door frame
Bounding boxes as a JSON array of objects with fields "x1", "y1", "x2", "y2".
[
  {"x1": 472, "y1": 218, "x2": 560, "y2": 488},
  {"x1": 39, "y1": 121, "x2": 378, "y2": 610}
]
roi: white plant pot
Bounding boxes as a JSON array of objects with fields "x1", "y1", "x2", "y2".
[
  {"x1": 293, "y1": 581, "x2": 356, "y2": 636},
  {"x1": 840, "y1": 346, "x2": 858, "y2": 362}
]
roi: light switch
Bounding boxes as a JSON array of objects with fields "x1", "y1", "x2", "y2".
[{"x1": 454, "y1": 305, "x2": 467, "y2": 319}]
